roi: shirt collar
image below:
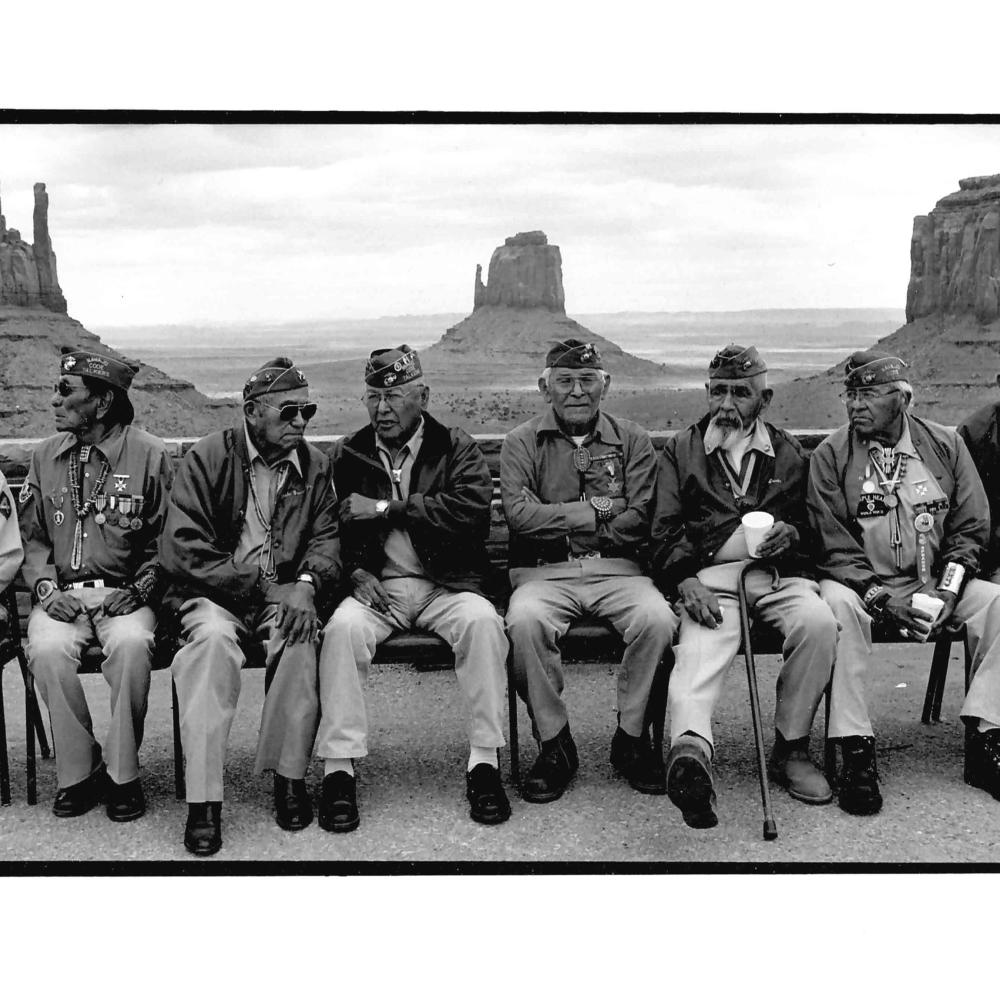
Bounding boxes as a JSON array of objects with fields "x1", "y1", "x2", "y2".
[
  {"x1": 54, "y1": 424, "x2": 129, "y2": 464},
  {"x1": 861, "y1": 415, "x2": 917, "y2": 458},
  {"x1": 243, "y1": 421, "x2": 303, "y2": 477},
  {"x1": 536, "y1": 408, "x2": 621, "y2": 446},
  {"x1": 703, "y1": 417, "x2": 774, "y2": 458},
  {"x1": 377, "y1": 415, "x2": 425, "y2": 458}
]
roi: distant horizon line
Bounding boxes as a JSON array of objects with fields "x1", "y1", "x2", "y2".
[{"x1": 91, "y1": 305, "x2": 905, "y2": 330}]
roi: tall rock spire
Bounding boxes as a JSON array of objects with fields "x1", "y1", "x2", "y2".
[
  {"x1": 32, "y1": 182, "x2": 67, "y2": 313},
  {"x1": 0, "y1": 180, "x2": 67, "y2": 312}
]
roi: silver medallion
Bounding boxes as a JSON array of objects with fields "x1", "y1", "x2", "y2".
[
  {"x1": 572, "y1": 446, "x2": 592, "y2": 472},
  {"x1": 884, "y1": 494, "x2": 898, "y2": 509},
  {"x1": 862, "y1": 479, "x2": 876, "y2": 493},
  {"x1": 130, "y1": 517, "x2": 143, "y2": 530},
  {"x1": 914, "y1": 512, "x2": 935, "y2": 533},
  {"x1": 119, "y1": 514, "x2": 131, "y2": 528},
  {"x1": 95, "y1": 513, "x2": 106, "y2": 525}
]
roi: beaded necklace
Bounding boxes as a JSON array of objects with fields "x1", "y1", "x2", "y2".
[{"x1": 67, "y1": 445, "x2": 112, "y2": 570}]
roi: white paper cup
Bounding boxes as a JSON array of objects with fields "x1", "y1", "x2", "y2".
[
  {"x1": 742, "y1": 511, "x2": 775, "y2": 558},
  {"x1": 910, "y1": 592, "x2": 945, "y2": 636}
]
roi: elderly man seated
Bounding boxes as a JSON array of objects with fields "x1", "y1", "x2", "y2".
[
  {"x1": 809, "y1": 350, "x2": 1000, "y2": 815},
  {"x1": 650, "y1": 345, "x2": 837, "y2": 829}
]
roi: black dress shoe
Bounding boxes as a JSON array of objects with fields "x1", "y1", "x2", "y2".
[
  {"x1": 184, "y1": 802, "x2": 223, "y2": 856},
  {"x1": 522, "y1": 724, "x2": 579, "y2": 803},
  {"x1": 466, "y1": 763, "x2": 512, "y2": 825},
  {"x1": 966, "y1": 728, "x2": 1000, "y2": 799},
  {"x1": 52, "y1": 764, "x2": 107, "y2": 818},
  {"x1": 319, "y1": 772, "x2": 360, "y2": 833},
  {"x1": 106, "y1": 778, "x2": 146, "y2": 823},
  {"x1": 665, "y1": 738, "x2": 718, "y2": 829},
  {"x1": 610, "y1": 726, "x2": 667, "y2": 795},
  {"x1": 274, "y1": 774, "x2": 314, "y2": 831},
  {"x1": 837, "y1": 736, "x2": 883, "y2": 816}
]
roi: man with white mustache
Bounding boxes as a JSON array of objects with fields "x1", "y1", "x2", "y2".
[{"x1": 650, "y1": 344, "x2": 837, "y2": 829}]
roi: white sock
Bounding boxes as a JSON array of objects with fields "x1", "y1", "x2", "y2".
[
  {"x1": 468, "y1": 746, "x2": 498, "y2": 772},
  {"x1": 977, "y1": 719, "x2": 1000, "y2": 733},
  {"x1": 324, "y1": 758, "x2": 354, "y2": 777}
]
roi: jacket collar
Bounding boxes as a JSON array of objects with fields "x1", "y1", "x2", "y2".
[
  {"x1": 243, "y1": 420, "x2": 303, "y2": 477},
  {"x1": 344, "y1": 410, "x2": 451, "y2": 461},
  {"x1": 703, "y1": 416, "x2": 774, "y2": 458},
  {"x1": 535, "y1": 407, "x2": 622, "y2": 446}
]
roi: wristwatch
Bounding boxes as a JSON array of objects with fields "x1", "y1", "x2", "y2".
[
  {"x1": 375, "y1": 499, "x2": 390, "y2": 516},
  {"x1": 296, "y1": 572, "x2": 318, "y2": 590},
  {"x1": 35, "y1": 579, "x2": 57, "y2": 603},
  {"x1": 589, "y1": 495, "x2": 614, "y2": 523}
]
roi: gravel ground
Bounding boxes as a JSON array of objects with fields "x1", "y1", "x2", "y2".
[{"x1": 2, "y1": 643, "x2": 999, "y2": 868}]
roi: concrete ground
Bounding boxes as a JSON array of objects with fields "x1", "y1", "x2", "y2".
[{"x1": 2, "y1": 642, "x2": 999, "y2": 868}]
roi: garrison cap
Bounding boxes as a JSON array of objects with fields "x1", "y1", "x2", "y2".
[
  {"x1": 364, "y1": 345, "x2": 423, "y2": 388},
  {"x1": 708, "y1": 344, "x2": 767, "y2": 380},
  {"x1": 60, "y1": 346, "x2": 139, "y2": 391},
  {"x1": 843, "y1": 349, "x2": 908, "y2": 388},
  {"x1": 545, "y1": 339, "x2": 602, "y2": 369},
  {"x1": 243, "y1": 357, "x2": 308, "y2": 400}
]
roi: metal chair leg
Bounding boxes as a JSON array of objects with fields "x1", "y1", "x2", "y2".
[
  {"x1": 506, "y1": 653, "x2": 520, "y2": 789},
  {"x1": 0, "y1": 666, "x2": 11, "y2": 806},
  {"x1": 737, "y1": 561, "x2": 777, "y2": 841},
  {"x1": 646, "y1": 648, "x2": 672, "y2": 756},
  {"x1": 172, "y1": 677, "x2": 186, "y2": 800},
  {"x1": 20, "y1": 660, "x2": 50, "y2": 759},
  {"x1": 922, "y1": 633, "x2": 952, "y2": 724},
  {"x1": 23, "y1": 659, "x2": 37, "y2": 805},
  {"x1": 823, "y1": 683, "x2": 837, "y2": 785},
  {"x1": 963, "y1": 634, "x2": 973, "y2": 784}
]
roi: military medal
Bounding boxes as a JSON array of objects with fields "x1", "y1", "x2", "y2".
[
  {"x1": 94, "y1": 494, "x2": 108, "y2": 525},
  {"x1": 914, "y1": 512, "x2": 934, "y2": 533},
  {"x1": 862, "y1": 479, "x2": 876, "y2": 493},
  {"x1": 129, "y1": 493, "x2": 144, "y2": 530},
  {"x1": 883, "y1": 494, "x2": 898, "y2": 509},
  {"x1": 573, "y1": 446, "x2": 592, "y2": 472},
  {"x1": 113, "y1": 474, "x2": 130, "y2": 493},
  {"x1": 53, "y1": 510, "x2": 65, "y2": 526}
]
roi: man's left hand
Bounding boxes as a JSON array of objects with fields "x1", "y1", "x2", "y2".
[
  {"x1": 340, "y1": 493, "x2": 384, "y2": 523},
  {"x1": 929, "y1": 589, "x2": 960, "y2": 634},
  {"x1": 102, "y1": 588, "x2": 145, "y2": 617},
  {"x1": 268, "y1": 582, "x2": 319, "y2": 645},
  {"x1": 753, "y1": 521, "x2": 799, "y2": 559}
]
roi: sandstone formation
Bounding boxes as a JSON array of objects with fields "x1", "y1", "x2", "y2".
[
  {"x1": 0, "y1": 182, "x2": 67, "y2": 312},
  {"x1": 425, "y1": 230, "x2": 668, "y2": 386},
  {"x1": 775, "y1": 174, "x2": 1000, "y2": 427},
  {"x1": 907, "y1": 174, "x2": 1000, "y2": 325},
  {"x1": 0, "y1": 181, "x2": 236, "y2": 438}
]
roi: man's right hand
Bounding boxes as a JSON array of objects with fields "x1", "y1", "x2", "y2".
[
  {"x1": 43, "y1": 591, "x2": 85, "y2": 623},
  {"x1": 678, "y1": 577, "x2": 724, "y2": 629},
  {"x1": 882, "y1": 595, "x2": 936, "y2": 640},
  {"x1": 351, "y1": 569, "x2": 390, "y2": 614}
]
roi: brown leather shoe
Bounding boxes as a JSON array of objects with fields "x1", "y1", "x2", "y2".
[
  {"x1": 666, "y1": 735, "x2": 718, "y2": 829},
  {"x1": 767, "y1": 732, "x2": 833, "y2": 805}
]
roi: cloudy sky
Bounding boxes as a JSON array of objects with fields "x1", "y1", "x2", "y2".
[{"x1": 1, "y1": 121, "x2": 998, "y2": 328}]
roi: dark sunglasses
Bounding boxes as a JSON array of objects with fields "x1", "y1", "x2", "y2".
[
  {"x1": 259, "y1": 401, "x2": 318, "y2": 422},
  {"x1": 53, "y1": 379, "x2": 76, "y2": 397}
]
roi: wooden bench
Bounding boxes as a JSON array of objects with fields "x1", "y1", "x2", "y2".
[{"x1": 0, "y1": 430, "x2": 975, "y2": 805}]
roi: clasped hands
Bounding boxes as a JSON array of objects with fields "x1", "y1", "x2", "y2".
[{"x1": 43, "y1": 587, "x2": 146, "y2": 623}]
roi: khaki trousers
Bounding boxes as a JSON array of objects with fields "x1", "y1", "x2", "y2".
[
  {"x1": 821, "y1": 577, "x2": 1000, "y2": 737},
  {"x1": 505, "y1": 570, "x2": 678, "y2": 742},
  {"x1": 668, "y1": 565, "x2": 837, "y2": 748},
  {"x1": 171, "y1": 597, "x2": 319, "y2": 802},
  {"x1": 27, "y1": 588, "x2": 155, "y2": 788},
  {"x1": 316, "y1": 577, "x2": 507, "y2": 761}
]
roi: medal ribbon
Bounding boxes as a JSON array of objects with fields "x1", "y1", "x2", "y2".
[
  {"x1": 715, "y1": 451, "x2": 757, "y2": 505},
  {"x1": 868, "y1": 448, "x2": 907, "y2": 569}
]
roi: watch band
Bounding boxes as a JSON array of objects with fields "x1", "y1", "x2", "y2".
[
  {"x1": 34, "y1": 579, "x2": 57, "y2": 603},
  {"x1": 375, "y1": 499, "x2": 390, "y2": 516},
  {"x1": 296, "y1": 572, "x2": 317, "y2": 589}
]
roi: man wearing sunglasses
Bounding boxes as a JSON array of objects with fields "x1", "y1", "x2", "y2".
[
  {"x1": 501, "y1": 339, "x2": 677, "y2": 804},
  {"x1": 809, "y1": 349, "x2": 1000, "y2": 814},
  {"x1": 19, "y1": 346, "x2": 173, "y2": 822},
  {"x1": 160, "y1": 358, "x2": 340, "y2": 855},
  {"x1": 317, "y1": 345, "x2": 510, "y2": 831}
]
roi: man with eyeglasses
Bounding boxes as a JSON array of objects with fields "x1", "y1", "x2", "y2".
[
  {"x1": 808, "y1": 349, "x2": 1000, "y2": 814},
  {"x1": 317, "y1": 345, "x2": 511, "y2": 832},
  {"x1": 649, "y1": 345, "x2": 836, "y2": 829},
  {"x1": 160, "y1": 358, "x2": 340, "y2": 855},
  {"x1": 18, "y1": 346, "x2": 173, "y2": 821},
  {"x1": 502, "y1": 339, "x2": 677, "y2": 804}
]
